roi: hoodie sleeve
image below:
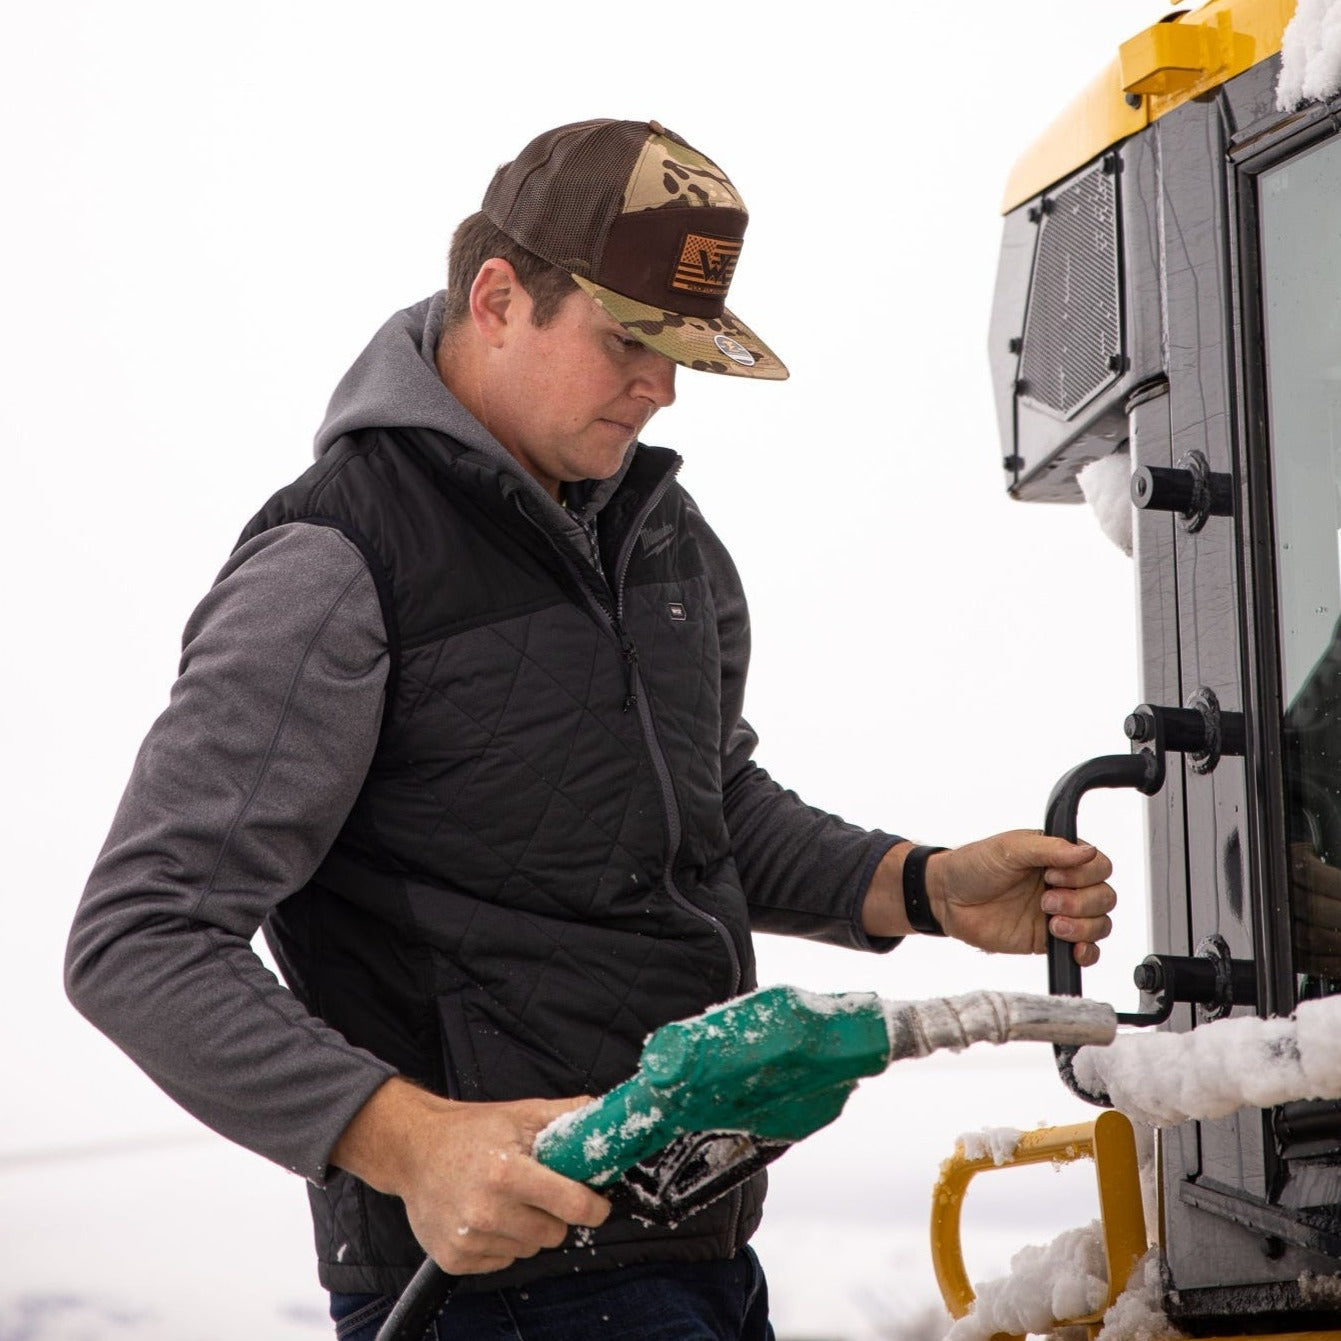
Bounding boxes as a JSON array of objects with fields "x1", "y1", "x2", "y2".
[
  {"x1": 65, "y1": 522, "x2": 396, "y2": 1183},
  {"x1": 685, "y1": 498, "x2": 903, "y2": 951}
]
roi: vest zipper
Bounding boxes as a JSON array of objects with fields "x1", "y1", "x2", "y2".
[
  {"x1": 625, "y1": 650, "x2": 741, "y2": 995},
  {"x1": 608, "y1": 465, "x2": 743, "y2": 996},
  {"x1": 511, "y1": 477, "x2": 743, "y2": 998}
]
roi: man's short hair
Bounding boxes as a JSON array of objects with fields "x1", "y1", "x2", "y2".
[{"x1": 442, "y1": 213, "x2": 578, "y2": 330}]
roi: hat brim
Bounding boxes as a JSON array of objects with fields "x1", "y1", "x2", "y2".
[{"x1": 571, "y1": 275, "x2": 788, "y2": 381}]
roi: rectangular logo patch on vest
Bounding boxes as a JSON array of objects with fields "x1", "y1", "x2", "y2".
[{"x1": 668, "y1": 602, "x2": 687, "y2": 621}]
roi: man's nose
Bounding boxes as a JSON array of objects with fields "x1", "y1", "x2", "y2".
[{"x1": 635, "y1": 354, "x2": 677, "y2": 410}]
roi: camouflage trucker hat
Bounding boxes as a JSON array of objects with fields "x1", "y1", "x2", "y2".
[{"x1": 481, "y1": 119, "x2": 787, "y2": 380}]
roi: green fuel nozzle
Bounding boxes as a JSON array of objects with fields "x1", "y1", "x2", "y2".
[{"x1": 533, "y1": 985, "x2": 1117, "y2": 1186}]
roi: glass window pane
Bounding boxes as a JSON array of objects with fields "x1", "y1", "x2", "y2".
[{"x1": 1260, "y1": 134, "x2": 1341, "y2": 994}]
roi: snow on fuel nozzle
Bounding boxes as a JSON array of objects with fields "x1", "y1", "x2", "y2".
[{"x1": 375, "y1": 985, "x2": 1116, "y2": 1341}]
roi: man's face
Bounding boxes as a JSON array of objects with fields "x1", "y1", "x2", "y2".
[{"x1": 486, "y1": 288, "x2": 677, "y2": 498}]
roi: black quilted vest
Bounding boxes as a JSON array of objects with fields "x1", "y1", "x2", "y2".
[{"x1": 239, "y1": 426, "x2": 763, "y2": 1295}]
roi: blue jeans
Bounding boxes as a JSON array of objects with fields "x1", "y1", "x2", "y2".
[{"x1": 330, "y1": 1248, "x2": 774, "y2": 1340}]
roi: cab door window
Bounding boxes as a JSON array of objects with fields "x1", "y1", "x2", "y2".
[{"x1": 1259, "y1": 133, "x2": 1341, "y2": 993}]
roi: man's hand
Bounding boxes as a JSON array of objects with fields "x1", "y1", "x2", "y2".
[
  {"x1": 864, "y1": 832, "x2": 1116, "y2": 965},
  {"x1": 331, "y1": 1077, "x2": 610, "y2": 1275}
]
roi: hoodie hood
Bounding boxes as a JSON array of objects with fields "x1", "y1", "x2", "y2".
[{"x1": 314, "y1": 292, "x2": 634, "y2": 532}]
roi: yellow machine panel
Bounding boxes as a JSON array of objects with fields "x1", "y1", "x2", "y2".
[{"x1": 1003, "y1": 0, "x2": 1297, "y2": 211}]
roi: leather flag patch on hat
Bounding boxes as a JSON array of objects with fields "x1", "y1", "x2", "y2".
[{"x1": 672, "y1": 233, "x2": 742, "y2": 297}]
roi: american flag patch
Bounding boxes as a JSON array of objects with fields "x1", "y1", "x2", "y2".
[{"x1": 672, "y1": 233, "x2": 741, "y2": 297}]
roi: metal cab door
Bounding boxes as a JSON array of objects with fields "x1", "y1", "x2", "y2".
[{"x1": 1135, "y1": 56, "x2": 1341, "y2": 1327}]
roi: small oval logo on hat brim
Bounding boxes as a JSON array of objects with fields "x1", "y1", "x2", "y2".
[{"x1": 714, "y1": 334, "x2": 756, "y2": 367}]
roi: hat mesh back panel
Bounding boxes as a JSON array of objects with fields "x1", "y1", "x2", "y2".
[
  {"x1": 491, "y1": 122, "x2": 650, "y2": 276},
  {"x1": 1018, "y1": 162, "x2": 1121, "y2": 418}
]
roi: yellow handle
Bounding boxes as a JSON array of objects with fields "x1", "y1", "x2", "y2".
[{"x1": 929, "y1": 1109, "x2": 1147, "y2": 1338}]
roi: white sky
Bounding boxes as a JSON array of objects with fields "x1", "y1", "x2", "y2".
[{"x1": 3, "y1": 2, "x2": 1168, "y2": 1336}]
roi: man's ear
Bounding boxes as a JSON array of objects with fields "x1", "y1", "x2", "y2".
[{"x1": 469, "y1": 259, "x2": 529, "y2": 348}]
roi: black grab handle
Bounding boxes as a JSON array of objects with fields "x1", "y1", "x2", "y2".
[
  {"x1": 374, "y1": 1257, "x2": 454, "y2": 1341},
  {"x1": 1043, "y1": 750, "x2": 1164, "y2": 998},
  {"x1": 1043, "y1": 749, "x2": 1165, "y2": 1107}
]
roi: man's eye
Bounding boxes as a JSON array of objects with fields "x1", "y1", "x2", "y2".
[{"x1": 613, "y1": 334, "x2": 643, "y2": 353}]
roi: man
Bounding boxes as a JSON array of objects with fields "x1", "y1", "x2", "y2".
[{"x1": 66, "y1": 119, "x2": 1115, "y2": 1340}]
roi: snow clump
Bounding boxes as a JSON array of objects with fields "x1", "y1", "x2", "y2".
[
  {"x1": 943, "y1": 1221, "x2": 1108, "y2": 1341},
  {"x1": 1278, "y1": 0, "x2": 1341, "y2": 110},
  {"x1": 943, "y1": 1240, "x2": 1180, "y2": 1341},
  {"x1": 1073, "y1": 994, "x2": 1341, "y2": 1128},
  {"x1": 1091, "y1": 1250, "x2": 1185, "y2": 1341},
  {"x1": 956, "y1": 1126, "x2": 1022, "y2": 1166},
  {"x1": 1077, "y1": 451, "x2": 1133, "y2": 557},
  {"x1": 1297, "y1": 1269, "x2": 1341, "y2": 1305}
]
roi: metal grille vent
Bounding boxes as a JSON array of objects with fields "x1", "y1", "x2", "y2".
[{"x1": 1018, "y1": 163, "x2": 1121, "y2": 418}]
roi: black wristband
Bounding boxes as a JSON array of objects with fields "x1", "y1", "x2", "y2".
[{"x1": 903, "y1": 845, "x2": 948, "y2": 936}]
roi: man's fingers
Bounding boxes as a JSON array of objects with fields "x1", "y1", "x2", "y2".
[
  {"x1": 435, "y1": 1247, "x2": 517, "y2": 1275},
  {"x1": 458, "y1": 1199, "x2": 578, "y2": 1251},
  {"x1": 1071, "y1": 940, "x2": 1101, "y2": 968},
  {"x1": 1045, "y1": 863, "x2": 1115, "y2": 948},
  {"x1": 1002, "y1": 831, "x2": 1115, "y2": 888},
  {"x1": 521, "y1": 1160, "x2": 611, "y2": 1229},
  {"x1": 1043, "y1": 854, "x2": 1113, "y2": 889},
  {"x1": 1041, "y1": 882, "x2": 1117, "y2": 920},
  {"x1": 516, "y1": 1096, "x2": 612, "y2": 1227},
  {"x1": 523, "y1": 1094, "x2": 598, "y2": 1140},
  {"x1": 1045, "y1": 861, "x2": 1116, "y2": 949},
  {"x1": 397, "y1": 1092, "x2": 612, "y2": 1279},
  {"x1": 1048, "y1": 913, "x2": 1113, "y2": 947},
  {"x1": 419, "y1": 1157, "x2": 609, "y2": 1275},
  {"x1": 1011, "y1": 831, "x2": 1104, "y2": 870},
  {"x1": 422, "y1": 1206, "x2": 549, "y2": 1274},
  {"x1": 429, "y1": 1220, "x2": 550, "y2": 1274},
  {"x1": 477, "y1": 1120, "x2": 611, "y2": 1232}
]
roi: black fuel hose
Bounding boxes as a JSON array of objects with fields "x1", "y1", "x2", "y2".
[{"x1": 374, "y1": 1256, "x2": 453, "y2": 1341}]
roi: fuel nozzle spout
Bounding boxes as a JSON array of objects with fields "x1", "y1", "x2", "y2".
[{"x1": 883, "y1": 989, "x2": 1118, "y2": 1060}]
